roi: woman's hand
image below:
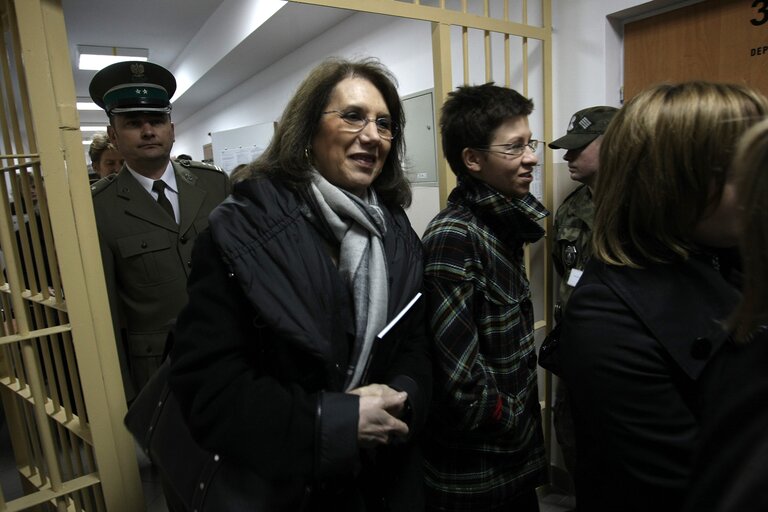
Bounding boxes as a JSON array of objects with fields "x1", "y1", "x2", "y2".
[
  {"x1": 349, "y1": 384, "x2": 407, "y2": 417},
  {"x1": 349, "y1": 384, "x2": 409, "y2": 447}
]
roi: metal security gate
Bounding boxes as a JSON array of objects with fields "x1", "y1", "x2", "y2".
[
  {"x1": 3, "y1": 0, "x2": 556, "y2": 509},
  {"x1": 0, "y1": 0, "x2": 143, "y2": 510}
]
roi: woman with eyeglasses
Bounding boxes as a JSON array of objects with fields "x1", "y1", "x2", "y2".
[
  {"x1": 168, "y1": 57, "x2": 431, "y2": 511},
  {"x1": 557, "y1": 82, "x2": 768, "y2": 512}
]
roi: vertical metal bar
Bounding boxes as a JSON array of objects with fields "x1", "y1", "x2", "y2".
[
  {"x1": 45, "y1": 331, "x2": 66, "y2": 417},
  {"x1": 504, "y1": 34, "x2": 510, "y2": 88},
  {"x1": 522, "y1": 0, "x2": 529, "y2": 97},
  {"x1": 61, "y1": 329, "x2": 86, "y2": 423},
  {"x1": 1, "y1": 8, "x2": 27, "y2": 160},
  {"x1": 20, "y1": 339, "x2": 66, "y2": 492},
  {"x1": 462, "y1": 27, "x2": 469, "y2": 85},
  {"x1": 8, "y1": 2, "x2": 37, "y2": 158},
  {"x1": 33, "y1": 163, "x2": 63, "y2": 297},
  {"x1": 24, "y1": 167, "x2": 55, "y2": 300},
  {"x1": 540, "y1": 0, "x2": 556, "y2": 480},
  {"x1": 33, "y1": 1, "x2": 145, "y2": 508},
  {"x1": 0, "y1": 4, "x2": 17, "y2": 157},
  {"x1": 36, "y1": 329, "x2": 61, "y2": 414},
  {"x1": 431, "y1": 21, "x2": 455, "y2": 209},
  {"x1": 9, "y1": 171, "x2": 40, "y2": 294},
  {"x1": 484, "y1": 30, "x2": 491, "y2": 82}
]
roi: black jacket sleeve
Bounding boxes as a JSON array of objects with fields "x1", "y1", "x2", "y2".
[{"x1": 169, "y1": 230, "x2": 358, "y2": 482}]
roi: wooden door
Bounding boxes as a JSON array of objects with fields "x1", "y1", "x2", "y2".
[{"x1": 624, "y1": 0, "x2": 768, "y2": 100}]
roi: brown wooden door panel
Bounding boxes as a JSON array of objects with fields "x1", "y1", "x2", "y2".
[{"x1": 624, "y1": 0, "x2": 768, "y2": 101}]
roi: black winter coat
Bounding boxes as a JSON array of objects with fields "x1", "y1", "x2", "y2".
[
  {"x1": 684, "y1": 327, "x2": 768, "y2": 512},
  {"x1": 169, "y1": 176, "x2": 431, "y2": 511},
  {"x1": 559, "y1": 254, "x2": 740, "y2": 512}
]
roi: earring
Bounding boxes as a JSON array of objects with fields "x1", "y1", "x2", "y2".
[{"x1": 304, "y1": 146, "x2": 312, "y2": 164}]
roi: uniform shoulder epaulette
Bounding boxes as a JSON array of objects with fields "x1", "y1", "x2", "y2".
[
  {"x1": 176, "y1": 158, "x2": 225, "y2": 174},
  {"x1": 562, "y1": 183, "x2": 588, "y2": 204},
  {"x1": 90, "y1": 173, "x2": 118, "y2": 195}
]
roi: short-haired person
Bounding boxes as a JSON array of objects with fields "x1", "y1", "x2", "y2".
[
  {"x1": 422, "y1": 83, "x2": 549, "y2": 511},
  {"x1": 547, "y1": 106, "x2": 617, "y2": 478},
  {"x1": 558, "y1": 82, "x2": 768, "y2": 512},
  {"x1": 89, "y1": 61, "x2": 230, "y2": 400},
  {"x1": 168, "y1": 58, "x2": 431, "y2": 510},
  {"x1": 88, "y1": 132, "x2": 123, "y2": 181},
  {"x1": 549, "y1": 106, "x2": 617, "y2": 310},
  {"x1": 684, "y1": 118, "x2": 768, "y2": 512}
]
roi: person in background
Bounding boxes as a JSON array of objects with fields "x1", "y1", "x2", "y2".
[
  {"x1": 169, "y1": 57, "x2": 431, "y2": 511},
  {"x1": 547, "y1": 105, "x2": 617, "y2": 481},
  {"x1": 422, "y1": 83, "x2": 548, "y2": 512},
  {"x1": 549, "y1": 106, "x2": 617, "y2": 312},
  {"x1": 558, "y1": 82, "x2": 768, "y2": 512},
  {"x1": 88, "y1": 132, "x2": 124, "y2": 182},
  {"x1": 89, "y1": 61, "x2": 230, "y2": 400},
  {"x1": 684, "y1": 118, "x2": 768, "y2": 512}
]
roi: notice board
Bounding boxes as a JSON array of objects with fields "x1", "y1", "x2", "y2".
[{"x1": 210, "y1": 122, "x2": 276, "y2": 175}]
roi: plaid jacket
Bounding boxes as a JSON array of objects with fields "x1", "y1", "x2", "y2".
[{"x1": 422, "y1": 176, "x2": 549, "y2": 511}]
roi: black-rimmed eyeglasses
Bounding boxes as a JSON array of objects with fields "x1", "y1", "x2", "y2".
[
  {"x1": 322, "y1": 110, "x2": 397, "y2": 140},
  {"x1": 474, "y1": 140, "x2": 541, "y2": 157}
]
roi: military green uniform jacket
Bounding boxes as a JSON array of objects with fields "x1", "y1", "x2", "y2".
[
  {"x1": 91, "y1": 160, "x2": 230, "y2": 399},
  {"x1": 552, "y1": 184, "x2": 594, "y2": 315}
]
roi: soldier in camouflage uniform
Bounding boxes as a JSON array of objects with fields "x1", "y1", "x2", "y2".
[{"x1": 548, "y1": 106, "x2": 617, "y2": 479}]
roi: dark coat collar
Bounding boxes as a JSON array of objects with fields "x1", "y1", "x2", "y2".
[{"x1": 591, "y1": 256, "x2": 740, "y2": 380}]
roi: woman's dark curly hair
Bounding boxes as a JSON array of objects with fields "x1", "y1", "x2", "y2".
[{"x1": 233, "y1": 57, "x2": 411, "y2": 207}]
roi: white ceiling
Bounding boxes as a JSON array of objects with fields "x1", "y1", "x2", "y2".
[{"x1": 62, "y1": 0, "x2": 354, "y2": 131}]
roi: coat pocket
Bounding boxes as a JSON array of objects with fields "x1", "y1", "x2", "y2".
[{"x1": 116, "y1": 229, "x2": 177, "y2": 285}]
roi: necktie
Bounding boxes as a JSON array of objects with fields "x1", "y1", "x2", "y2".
[{"x1": 152, "y1": 180, "x2": 176, "y2": 222}]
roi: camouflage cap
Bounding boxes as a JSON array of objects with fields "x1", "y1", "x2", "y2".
[
  {"x1": 89, "y1": 61, "x2": 176, "y2": 116},
  {"x1": 548, "y1": 106, "x2": 619, "y2": 150}
]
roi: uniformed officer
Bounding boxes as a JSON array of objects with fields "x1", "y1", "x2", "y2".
[
  {"x1": 89, "y1": 61, "x2": 231, "y2": 401},
  {"x1": 550, "y1": 106, "x2": 618, "y2": 312},
  {"x1": 547, "y1": 105, "x2": 617, "y2": 481}
]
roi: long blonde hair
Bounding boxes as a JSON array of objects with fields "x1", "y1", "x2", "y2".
[
  {"x1": 730, "y1": 118, "x2": 768, "y2": 341},
  {"x1": 593, "y1": 82, "x2": 768, "y2": 268}
]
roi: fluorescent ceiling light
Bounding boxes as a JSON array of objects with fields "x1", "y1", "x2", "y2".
[
  {"x1": 77, "y1": 45, "x2": 149, "y2": 71},
  {"x1": 80, "y1": 126, "x2": 108, "y2": 132},
  {"x1": 76, "y1": 100, "x2": 102, "y2": 111}
]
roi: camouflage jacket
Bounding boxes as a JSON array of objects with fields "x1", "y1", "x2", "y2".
[{"x1": 552, "y1": 184, "x2": 593, "y2": 314}]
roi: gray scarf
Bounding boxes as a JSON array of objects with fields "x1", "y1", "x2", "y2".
[{"x1": 310, "y1": 171, "x2": 389, "y2": 390}]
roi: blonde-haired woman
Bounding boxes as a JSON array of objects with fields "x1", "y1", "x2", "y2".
[
  {"x1": 557, "y1": 82, "x2": 768, "y2": 512},
  {"x1": 684, "y1": 118, "x2": 768, "y2": 512}
]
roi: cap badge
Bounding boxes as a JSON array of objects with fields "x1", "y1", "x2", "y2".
[
  {"x1": 578, "y1": 116, "x2": 593, "y2": 130},
  {"x1": 564, "y1": 244, "x2": 578, "y2": 267},
  {"x1": 130, "y1": 63, "x2": 146, "y2": 81}
]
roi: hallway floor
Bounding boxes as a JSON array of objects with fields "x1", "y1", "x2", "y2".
[
  {"x1": 0, "y1": 418, "x2": 576, "y2": 511},
  {"x1": 140, "y1": 459, "x2": 577, "y2": 512}
]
